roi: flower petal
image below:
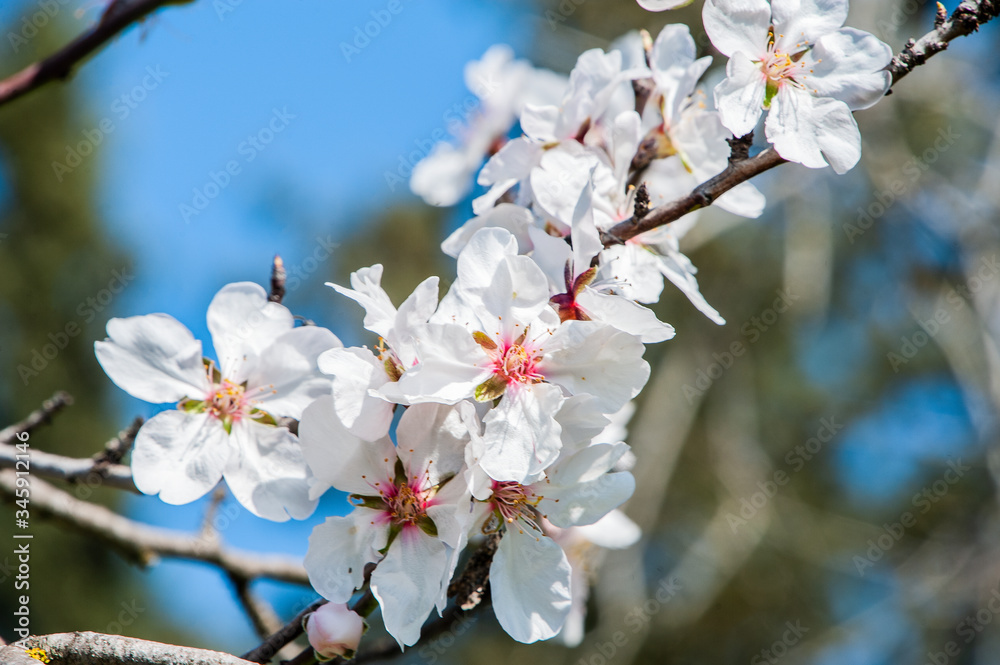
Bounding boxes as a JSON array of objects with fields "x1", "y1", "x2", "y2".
[
  {"x1": 223, "y1": 420, "x2": 318, "y2": 521},
  {"x1": 305, "y1": 511, "x2": 387, "y2": 603},
  {"x1": 95, "y1": 314, "x2": 208, "y2": 403},
  {"x1": 766, "y1": 86, "x2": 861, "y2": 173},
  {"x1": 543, "y1": 471, "x2": 636, "y2": 528},
  {"x1": 371, "y1": 529, "x2": 450, "y2": 647},
  {"x1": 805, "y1": 27, "x2": 892, "y2": 111},
  {"x1": 480, "y1": 383, "x2": 565, "y2": 482},
  {"x1": 207, "y1": 282, "x2": 294, "y2": 381},
  {"x1": 130, "y1": 410, "x2": 230, "y2": 504},
  {"x1": 319, "y1": 347, "x2": 394, "y2": 442},
  {"x1": 714, "y1": 50, "x2": 767, "y2": 137},
  {"x1": 703, "y1": 0, "x2": 771, "y2": 58},
  {"x1": 298, "y1": 397, "x2": 397, "y2": 495},
  {"x1": 491, "y1": 526, "x2": 572, "y2": 643},
  {"x1": 772, "y1": 0, "x2": 848, "y2": 48},
  {"x1": 246, "y1": 326, "x2": 341, "y2": 419}
]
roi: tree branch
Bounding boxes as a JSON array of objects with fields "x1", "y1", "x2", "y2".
[
  {"x1": 0, "y1": 470, "x2": 309, "y2": 585},
  {"x1": 887, "y1": 0, "x2": 1000, "y2": 88},
  {"x1": 0, "y1": 0, "x2": 194, "y2": 109},
  {"x1": 0, "y1": 391, "x2": 73, "y2": 444},
  {"x1": 2, "y1": 632, "x2": 258, "y2": 665},
  {"x1": 602, "y1": 0, "x2": 1000, "y2": 247}
]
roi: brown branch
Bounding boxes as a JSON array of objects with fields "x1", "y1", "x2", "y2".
[
  {"x1": 0, "y1": 442, "x2": 137, "y2": 493},
  {"x1": 603, "y1": 0, "x2": 1000, "y2": 247},
  {"x1": 229, "y1": 574, "x2": 285, "y2": 645},
  {"x1": 0, "y1": 0, "x2": 195, "y2": 109},
  {"x1": 241, "y1": 598, "x2": 326, "y2": 664},
  {"x1": 3, "y1": 632, "x2": 258, "y2": 665},
  {"x1": 0, "y1": 470, "x2": 309, "y2": 585},
  {"x1": 0, "y1": 391, "x2": 73, "y2": 444},
  {"x1": 887, "y1": 0, "x2": 1000, "y2": 88},
  {"x1": 269, "y1": 255, "x2": 287, "y2": 304}
]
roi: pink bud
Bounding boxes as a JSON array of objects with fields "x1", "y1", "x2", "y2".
[{"x1": 305, "y1": 602, "x2": 365, "y2": 660}]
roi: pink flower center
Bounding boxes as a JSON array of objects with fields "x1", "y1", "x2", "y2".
[
  {"x1": 206, "y1": 379, "x2": 250, "y2": 423},
  {"x1": 495, "y1": 343, "x2": 541, "y2": 384},
  {"x1": 382, "y1": 481, "x2": 431, "y2": 527},
  {"x1": 760, "y1": 32, "x2": 815, "y2": 88},
  {"x1": 491, "y1": 480, "x2": 543, "y2": 531}
]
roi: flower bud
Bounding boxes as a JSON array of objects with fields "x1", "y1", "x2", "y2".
[{"x1": 305, "y1": 602, "x2": 365, "y2": 660}]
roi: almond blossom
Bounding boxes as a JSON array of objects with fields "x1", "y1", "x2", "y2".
[
  {"x1": 94, "y1": 282, "x2": 341, "y2": 521},
  {"x1": 704, "y1": 0, "x2": 892, "y2": 172},
  {"x1": 301, "y1": 400, "x2": 477, "y2": 647}
]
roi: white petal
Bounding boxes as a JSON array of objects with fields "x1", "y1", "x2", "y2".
[
  {"x1": 599, "y1": 244, "x2": 666, "y2": 305},
  {"x1": 805, "y1": 28, "x2": 892, "y2": 111},
  {"x1": 638, "y1": 0, "x2": 694, "y2": 10},
  {"x1": 319, "y1": 347, "x2": 394, "y2": 442},
  {"x1": 519, "y1": 104, "x2": 560, "y2": 143},
  {"x1": 714, "y1": 51, "x2": 767, "y2": 137},
  {"x1": 576, "y1": 288, "x2": 675, "y2": 343},
  {"x1": 478, "y1": 136, "x2": 540, "y2": 184},
  {"x1": 396, "y1": 402, "x2": 475, "y2": 486},
  {"x1": 298, "y1": 397, "x2": 397, "y2": 495},
  {"x1": 381, "y1": 323, "x2": 490, "y2": 405},
  {"x1": 491, "y1": 526, "x2": 572, "y2": 643},
  {"x1": 715, "y1": 180, "x2": 767, "y2": 218},
  {"x1": 410, "y1": 143, "x2": 475, "y2": 207},
  {"x1": 224, "y1": 420, "x2": 317, "y2": 521},
  {"x1": 543, "y1": 471, "x2": 636, "y2": 528},
  {"x1": 766, "y1": 86, "x2": 861, "y2": 173},
  {"x1": 702, "y1": 0, "x2": 771, "y2": 58},
  {"x1": 130, "y1": 410, "x2": 230, "y2": 504},
  {"x1": 480, "y1": 383, "x2": 564, "y2": 482},
  {"x1": 550, "y1": 441, "x2": 631, "y2": 486},
  {"x1": 246, "y1": 326, "x2": 341, "y2": 419},
  {"x1": 305, "y1": 512, "x2": 386, "y2": 603},
  {"x1": 772, "y1": 0, "x2": 848, "y2": 47},
  {"x1": 576, "y1": 510, "x2": 641, "y2": 549},
  {"x1": 554, "y1": 395, "x2": 611, "y2": 455},
  {"x1": 327, "y1": 265, "x2": 396, "y2": 340},
  {"x1": 540, "y1": 321, "x2": 650, "y2": 412},
  {"x1": 442, "y1": 204, "x2": 535, "y2": 259},
  {"x1": 372, "y1": 529, "x2": 450, "y2": 647},
  {"x1": 207, "y1": 282, "x2": 294, "y2": 382},
  {"x1": 95, "y1": 314, "x2": 208, "y2": 403},
  {"x1": 653, "y1": 242, "x2": 727, "y2": 324}
]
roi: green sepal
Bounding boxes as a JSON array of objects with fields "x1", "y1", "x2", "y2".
[
  {"x1": 475, "y1": 374, "x2": 507, "y2": 402},
  {"x1": 764, "y1": 80, "x2": 778, "y2": 109},
  {"x1": 178, "y1": 399, "x2": 207, "y2": 414},
  {"x1": 472, "y1": 330, "x2": 498, "y2": 351},
  {"x1": 349, "y1": 494, "x2": 387, "y2": 511},
  {"x1": 417, "y1": 515, "x2": 438, "y2": 538}
]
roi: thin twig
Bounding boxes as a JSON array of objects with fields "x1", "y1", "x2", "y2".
[
  {"x1": 0, "y1": 0, "x2": 195, "y2": 109},
  {"x1": 241, "y1": 598, "x2": 326, "y2": 664},
  {"x1": 0, "y1": 391, "x2": 73, "y2": 444},
  {"x1": 229, "y1": 574, "x2": 285, "y2": 643},
  {"x1": 0, "y1": 470, "x2": 309, "y2": 584},
  {"x1": 0, "y1": 442, "x2": 136, "y2": 492}
]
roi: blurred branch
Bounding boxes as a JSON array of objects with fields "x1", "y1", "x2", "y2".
[
  {"x1": 2, "y1": 632, "x2": 258, "y2": 665},
  {"x1": 0, "y1": 390, "x2": 73, "y2": 443},
  {"x1": 0, "y1": 470, "x2": 309, "y2": 585},
  {"x1": 0, "y1": 0, "x2": 195, "y2": 109},
  {"x1": 228, "y1": 574, "x2": 285, "y2": 644},
  {"x1": 603, "y1": 0, "x2": 1000, "y2": 247}
]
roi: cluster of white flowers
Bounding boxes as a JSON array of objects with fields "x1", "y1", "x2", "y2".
[{"x1": 95, "y1": 0, "x2": 890, "y2": 651}]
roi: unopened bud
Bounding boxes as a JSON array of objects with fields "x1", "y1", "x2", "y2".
[{"x1": 305, "y1": 602, "x2": 365, "y2": 660}]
